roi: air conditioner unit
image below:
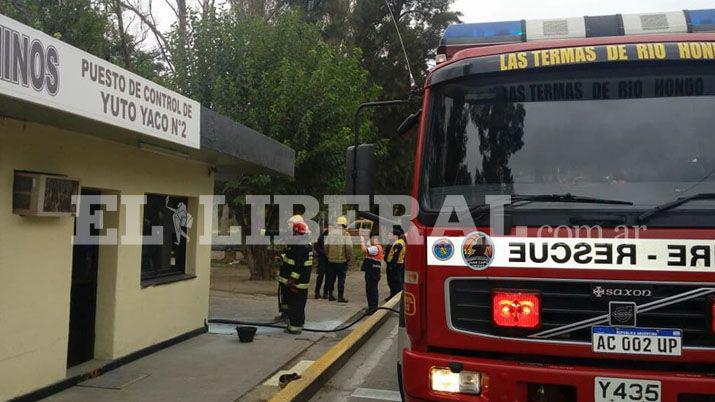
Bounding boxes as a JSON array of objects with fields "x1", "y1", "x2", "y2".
[{"x1": 13, "y1": 172, "x2": 81, "y2": 217}]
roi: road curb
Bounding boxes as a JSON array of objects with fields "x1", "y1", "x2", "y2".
[{"x1": 269, "y1": 294, "x2": 401, "y2": 402}]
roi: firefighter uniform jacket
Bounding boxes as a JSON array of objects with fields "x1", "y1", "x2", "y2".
[
  {"x1": 278, "y1": 244, "x2": 313, "y2": 290},
  {"x1": 386, "y1": 238, "x2": 407, "y2": 266},
  {"x1": 324, "y1": 227, "x2": 352, "y2": 263}
]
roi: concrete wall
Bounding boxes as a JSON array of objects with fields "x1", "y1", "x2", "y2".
[{"x1": 0, "y1": 117, "x2": 213, "y2": 400}]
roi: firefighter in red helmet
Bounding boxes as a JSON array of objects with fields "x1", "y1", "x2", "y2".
[{"x1": 277, "y1": 221, "x2": 313, "y2": 334}]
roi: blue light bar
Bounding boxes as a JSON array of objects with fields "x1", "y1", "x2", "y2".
[
  {"x1": 437, "y1": 9, "x2": 715, "y2": 64},
  {"x1": 687, "y1": 9, "x2": 715, "y2": 32},
  {"x1": 441, "y1": 21, "x2": 525, "y2": 46}
]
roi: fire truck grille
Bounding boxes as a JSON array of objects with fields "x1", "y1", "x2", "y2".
[{"x1": 448, "y1": 279, "x2": 715, "y2": 347}]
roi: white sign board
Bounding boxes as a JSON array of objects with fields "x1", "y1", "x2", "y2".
[
  {"x1": 428, "y1": 236, "x2": 715, "y2": 272},
  {"x1": 0, "y1": 13, "x2": 201, "y2": 149}
]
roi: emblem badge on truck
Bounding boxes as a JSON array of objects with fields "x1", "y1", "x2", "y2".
[
  {"x1": 609, "y1": 301, "x2": 637, "y2": 327},
  {"x1": 432, "y1": 238, "x2": 455, "y2": 261},
  {"x1": 461, "y1": 231, "x2": 495, "y2": 270}
]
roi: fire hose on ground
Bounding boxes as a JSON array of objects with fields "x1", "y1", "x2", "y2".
[{"x1": 207, "y1": 306, "x2": 399, "y2": 333}]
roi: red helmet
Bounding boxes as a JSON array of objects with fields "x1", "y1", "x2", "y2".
[{"x1": 293, "y1": 222, "x2": 310, "y2": 235}]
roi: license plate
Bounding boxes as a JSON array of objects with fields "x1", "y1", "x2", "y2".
[
  {"x1": 592, "y1": 326, "x2": 682, "y2": 356},
  {"x1": 595, "y1": 377, "x2": 661, "y2": 402}
]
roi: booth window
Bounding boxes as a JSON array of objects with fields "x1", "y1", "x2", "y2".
[{"x1": 141, "y1": 194, "x2": 189, "y2": 282}]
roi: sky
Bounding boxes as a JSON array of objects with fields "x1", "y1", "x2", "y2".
[
  {"x1": 452, "y1": 0, "x2": 715, "y2": 23},
  {"x1": 148, "y1": 1, "x2": 715, "y2": 45},
  {"x1": 152, "y1": 1, "x2": 715, "y2": 31}
]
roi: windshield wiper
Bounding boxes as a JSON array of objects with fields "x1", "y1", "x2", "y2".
[
  {"x1": 472, "y1": 193, "x2": 633, "y2": 212},
  {"x1": 637, "y1": 193, "x2": 715, "y2": 223}
]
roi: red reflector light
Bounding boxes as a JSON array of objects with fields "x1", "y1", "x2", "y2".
[{"x1": 492, "y1": 291, "x2": 541, "y2": 328}]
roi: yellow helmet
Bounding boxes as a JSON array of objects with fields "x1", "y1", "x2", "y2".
[
  {"x1": 288, "y1": 214, "x2": 304, "y2": 225},
  {"x1": 336, "y1": 216, "x2": 348, "y2": 227}
]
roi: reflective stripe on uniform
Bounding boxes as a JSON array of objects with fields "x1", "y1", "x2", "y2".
[
  {"x1": 295, "y1": 283, "x2": 309, "y2": 289},
  {"x1": 388, "y1": 239, "x2": 407, "y2": 264},
  {"x1": 304, "y1": 259, "x2": 313, "y2": 266},
  {"x1": 290, "y1": 271, "x2": 300, "y2": 279},
  {"x1": 277, "y1": 276, "x2": 288, "y2": 284},
  {"x1": 387, "y1": 243, "x2": 397, "y2": 261},
  {"x1": 397, "y1": 240, "x2": 407, "y2": 264},
  {"x1": 282, "y1": 255, "x2": 296, "y2": 265}
]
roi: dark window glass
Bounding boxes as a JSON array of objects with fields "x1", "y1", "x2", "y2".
[
  {"x1": 141, "y1": 194, "x2": 189, "y2": 280},
  {"x1": 422, "y1": 65, "x2": 715, "y2": 215}
]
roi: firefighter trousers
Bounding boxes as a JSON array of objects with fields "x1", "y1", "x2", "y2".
[
  {"x1": 326, "y1": 262, "x2": 347, "y2": 298},
  {"x1": 278, "y1": 283, "x2": 290, "y2": 316},
  {"x1": 363, "y1": 259, "x2": 381, "y2": 312},
  {"x1": 286, "y1": 288, "x2": 307, "y2": 333},
  {"x1": 386, "y1": 263, "x2": 404, "y2": 298},
  {"x1": 314, "y1": 257, "x2": 328, "y2": 296}
]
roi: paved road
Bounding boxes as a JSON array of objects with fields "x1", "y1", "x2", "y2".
[{"x1": 310, "y1": 315, "x2": 402, "y2": 402}]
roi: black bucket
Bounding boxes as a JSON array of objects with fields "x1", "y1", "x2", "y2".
[{"x1": 236, "y1": 326, "x2": 257, "y2": 343}]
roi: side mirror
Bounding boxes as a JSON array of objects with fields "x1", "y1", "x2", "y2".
[
  {"x1": 346, "y1": 144, "x2": 375, "y2": 196},
  {"x1": 396, "y1": 109, "x2": 422, "y2": 139}
]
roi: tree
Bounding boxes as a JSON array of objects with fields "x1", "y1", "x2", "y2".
[
  {"x1": 109, "y1": 0, "x2": 133, "y2": 69},
  {"x1": 118, "y1": 0, "x2": 180, "y2": 74},
  {"x1": 265, "y1": 0, "x2": 461, "y2": 194},
  {"x1": 348, "y1": 0, "x2": 460, "y2": 195},
  {"x1": 0, "y1": 0, "x2": 114, "y2": 58},
  {"x1": 164, "y1": 2, "x2": 459, "y2": 277},
  {"x1": 173, "y1": 10, "x2": 378, "y2": 279},
  {"x1": 0, "y1": 0, "x2": 163, "y2": 80}
]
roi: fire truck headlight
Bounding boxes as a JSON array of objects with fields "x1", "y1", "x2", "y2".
[{"x1": 430, "y1": 367, "x2": 481, "y2": 395}]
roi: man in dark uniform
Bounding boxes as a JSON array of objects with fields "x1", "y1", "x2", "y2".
[
  {"x1": 269, "y1": 215, "x2": 305, "y2": 321},
  {"x1": 385, "y1": 225, "x2": 406, "y2": 301},
  {"x1": 313, "y1": 224, "x2": 329, "y2": 299},
  {"x1": 360, "y1": 232, "x2": 383, "y2": 314},
  {"x1": 277, "y1": 221, "x2": 313, "y2": 334}
]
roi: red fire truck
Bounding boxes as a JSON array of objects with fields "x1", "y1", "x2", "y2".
[{"x1": 398, "y1": 9, "x2": 715, "y2": 402}]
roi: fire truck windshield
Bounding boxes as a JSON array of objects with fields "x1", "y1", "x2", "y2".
[{"x1": 421, "y1": 64, "x2": 715, "y2": 219}]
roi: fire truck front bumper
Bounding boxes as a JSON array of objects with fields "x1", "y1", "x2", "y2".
[{"x1": 402, "y1": 348, "x2": 715, "y2": 402}]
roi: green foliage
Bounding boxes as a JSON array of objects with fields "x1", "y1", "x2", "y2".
[
  {"x1": 128, "y1": 48, "x2": 166, "y2": 83},
  {"x1": 0, "y1": 0, "x2": 113, "y2": 57},
  {"x1": 174, "y1": 10, "x2": 379, "y2": 198},
  {"x1": 0, "y1": 0, "x2": 162, "y2": 81},
  {"x1": 348, "y1": 0, "x2": 460, "y2": 195},
  {"x1": 272, "y1": 0, "x2": 461, "y2": 194}
]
